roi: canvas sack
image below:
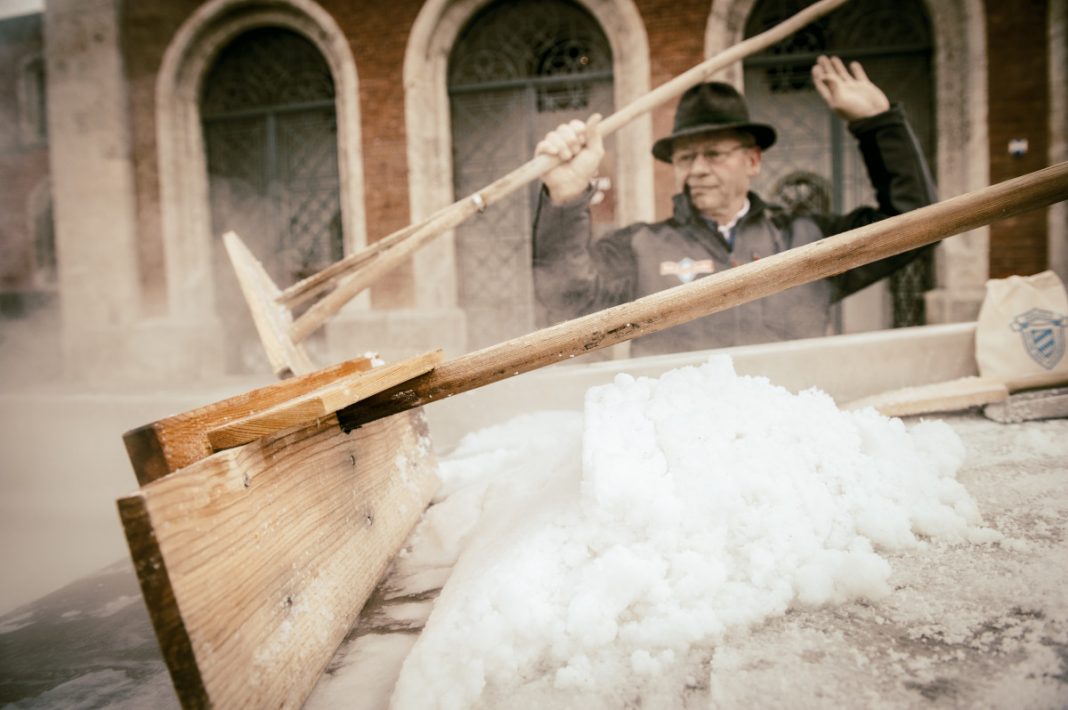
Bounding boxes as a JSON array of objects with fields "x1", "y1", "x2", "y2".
[{"x1": 975, "y1": 270, "x2": 1068, "y2": 380}]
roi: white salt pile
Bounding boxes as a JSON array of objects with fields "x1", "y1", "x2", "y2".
[{"x1": 388, "y1": 356, "x2": 1001, "y2": 709}]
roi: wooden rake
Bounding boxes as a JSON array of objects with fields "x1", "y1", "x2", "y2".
[{"x1": 226, "y1": 0, "x2": 853, "y2": 376}]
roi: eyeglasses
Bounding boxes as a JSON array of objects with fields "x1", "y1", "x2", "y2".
[{"x1": 671, "y1": 144, "x2": 753, "y2": 168}]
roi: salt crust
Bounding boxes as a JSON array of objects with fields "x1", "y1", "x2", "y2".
[{"x1": 388, "y1": 356, "x2": 1001, "y2": 709}]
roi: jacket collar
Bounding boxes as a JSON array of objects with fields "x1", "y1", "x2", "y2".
[{"x1": 672, "y1": 189, "x2": 769, "y2": 229}]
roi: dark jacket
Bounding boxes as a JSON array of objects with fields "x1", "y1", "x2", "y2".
[{"x1": 532, "y1": 105, "x2": 938, "y2": 357}]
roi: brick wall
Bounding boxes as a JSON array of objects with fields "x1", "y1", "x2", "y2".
[
  {"x1": 637, "y1": 0, "x2": 711, "y2": 220},
  {"x1": 986, "y1": 0, "x2": 1050, "y2": 278},
  {"x1": 115, "y1": 0, "x2": 1058, "y2": 313},
  {"x1": 321, "y1": 0, "x2": 425, "y2": 309}
]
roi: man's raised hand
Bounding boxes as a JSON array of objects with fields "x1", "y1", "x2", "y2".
[{"x1": 811, "y1": 55, "x2": 890, "y2": 122}]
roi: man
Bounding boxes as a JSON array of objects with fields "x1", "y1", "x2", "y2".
[{"x1": 532, "y1": 55, "x2": 937, "y2": 356}]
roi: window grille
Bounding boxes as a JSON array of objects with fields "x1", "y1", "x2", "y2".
[
  {"x1": 447, "y1": 0, "x2": 614, "y2": 350},
  {"x1": 200, "y1": 27, "x2": 341, "y2": 371}
]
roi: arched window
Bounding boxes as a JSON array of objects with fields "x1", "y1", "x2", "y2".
[
  {"x1": 19, "y1": 55, "x2": 47, "y2": 146},
  {"x1": 448, "y1": 0, "x2": 614, "y2": 350},
  {"x1": 200, "y1": 27, "x2": 341, "y2": 371},
  {"x1": 743, "y1": 0, "x2": 934, "y2": 328}
]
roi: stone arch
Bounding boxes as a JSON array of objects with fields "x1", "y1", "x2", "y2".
[
  {"x1": 156, "y1": 0, "x2": 366, "y2": 319},
  {"x1": 705, "y1": 0, "x2": 990, "y2": 322},
  {"x1": 403, "y1": 0, "x2": 654, "y2": 310}
]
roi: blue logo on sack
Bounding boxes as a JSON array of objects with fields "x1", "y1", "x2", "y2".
[{"x1": 1010, "y1": 308, "x2": 1068, "y2": 370}]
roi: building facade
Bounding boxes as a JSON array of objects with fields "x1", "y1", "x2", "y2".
[{"x1": 1, "y1": 0, "x2": 1064, "y2": 382}]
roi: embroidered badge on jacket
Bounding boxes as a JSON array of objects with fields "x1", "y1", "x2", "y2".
[{"x1": 660, "y1": 257, "x2": 714, "y2": 284}]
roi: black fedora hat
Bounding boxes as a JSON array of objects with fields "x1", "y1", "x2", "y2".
[{"x1": 652, "y1": 82, "x2": 776, "y2": 163}]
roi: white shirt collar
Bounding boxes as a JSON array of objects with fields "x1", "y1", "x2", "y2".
[{"x1": 718, "y1": 198, "x2": 750, "y2": 236}]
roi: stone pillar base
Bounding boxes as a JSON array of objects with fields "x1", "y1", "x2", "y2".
[
  {"x1": 324, "y1": 307, "x2": 468, "y2": 363},
  {"x1": 924, "y1": 288, "x2": 986, "y2": 324},
  {"x1": 62, "y1": 318, "x2": 226, "y2": 385}
]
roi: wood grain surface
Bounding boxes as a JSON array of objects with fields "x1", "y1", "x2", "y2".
[
  {"x1": 206, "y1": 350, "x2": 442, "y2": 451},
  {"x1": 224, "y1": 231, "x2": 317, "y2": 377},
  {"x1": 118, "y1": 409, "x2": 439, "y2": 709},
  {"x1": 122, "y1": 355, "x2": 375, "y2": 485}
]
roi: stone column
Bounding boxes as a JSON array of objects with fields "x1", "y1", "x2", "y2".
[
  {"x1": 921, "y1": 0, "x2": 991, "y2": 325},
  {"x1": 46, "y1": 0, "x2": 225, "y2": 382},
  {"x1": 45, "y1": 0, "x2": 143, "y2": 380}
]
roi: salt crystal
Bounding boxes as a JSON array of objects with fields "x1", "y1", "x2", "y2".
[{"x1": 389, "y1": 356, "x2": 998, "y2": 708}]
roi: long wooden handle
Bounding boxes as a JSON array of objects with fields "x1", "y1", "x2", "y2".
[
  {"x1": 336, "y1": 161, "x2": 1068, "y2": 428},
  {"x1": 284, "y1": 0, "x2": 852, "y2": 339},
  {"x1": 279, "y1": 216, "x2": 432, "y2": 308},
  {"x1": 843, "y1": 370, "x2": 1068, "y2": 417}
]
